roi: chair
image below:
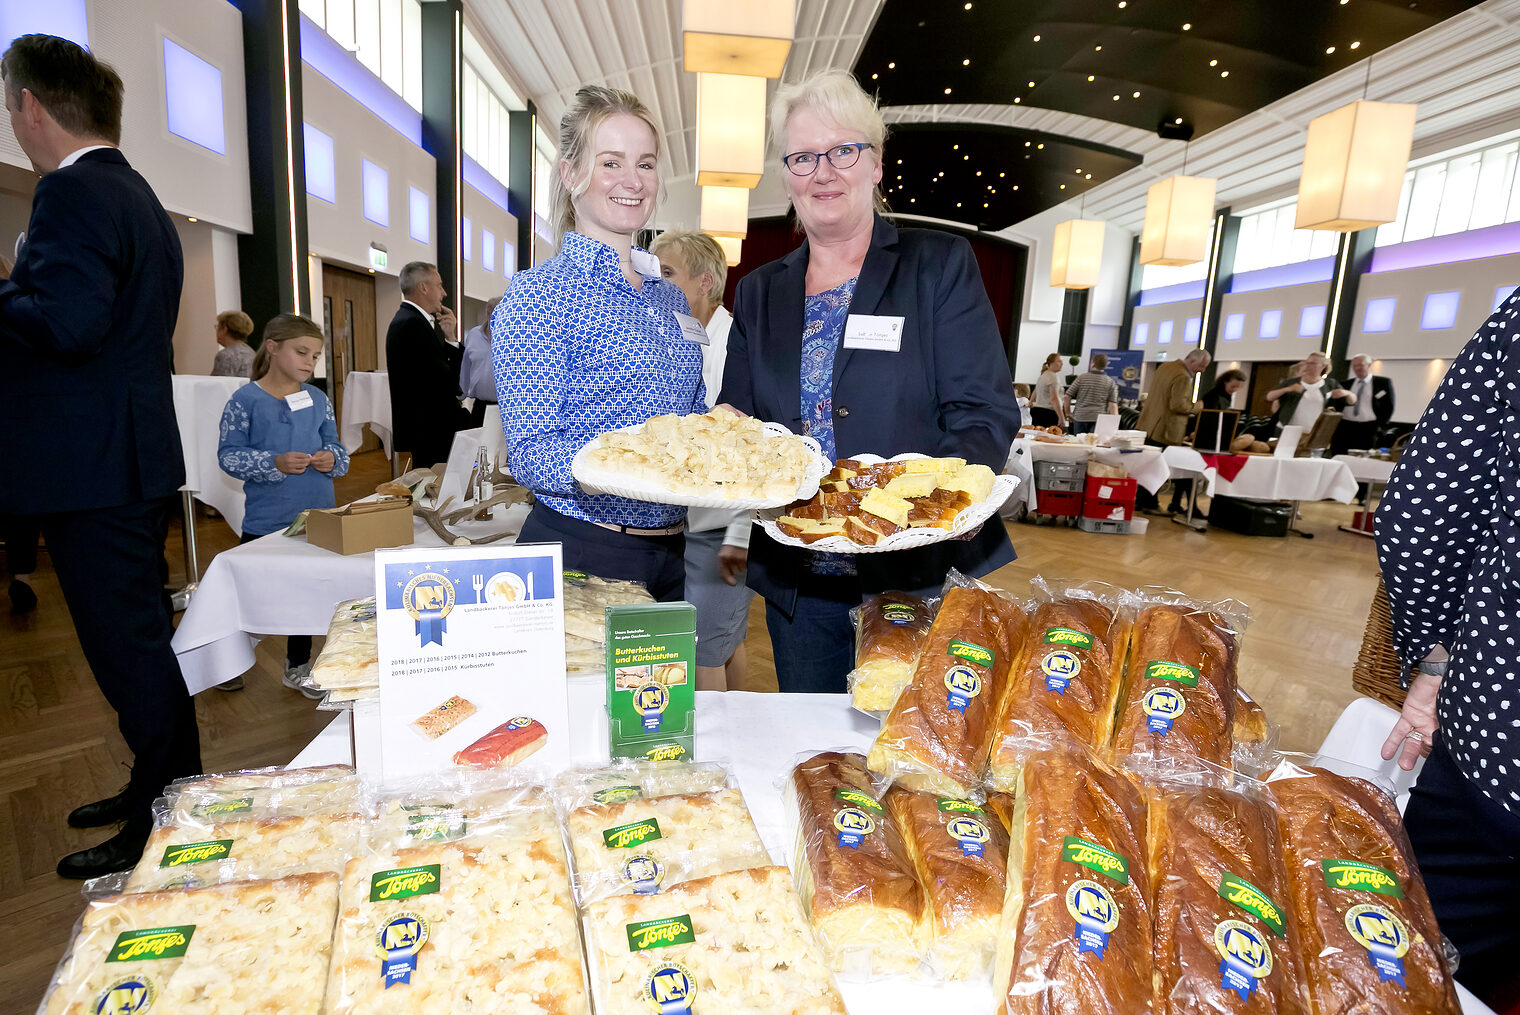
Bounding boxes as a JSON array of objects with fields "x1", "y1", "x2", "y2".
[{"x1": 1315, "y1": 696, "x2": 1425, "y2": 813}]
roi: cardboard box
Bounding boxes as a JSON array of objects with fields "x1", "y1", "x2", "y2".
[
  {"x1": 606, "y1": 602, "x2": 696, "y2": 761},
  {"x1": 305, "y1": 498, "x2": 415, "y2": 555}
]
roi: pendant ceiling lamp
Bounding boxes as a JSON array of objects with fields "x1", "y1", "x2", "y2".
[
  {"x1": 700, "y1": 186, "x2": 750, "y2": 238},
  {"x1": 1295, "y1": 99, "x2": 1417, "y2": 232},
  {"x1": 712, "y1": 235, "x2": 743, "y2": 266},
  {"x1": 1139, "y1": 175, "x2": 1217, "y2": 266},
  {"x1": 1051, "y1": 219, "x2": 1105, "y2": 289},
  {"x1": 683, "y1": 0, "x2": 795, "y2": 78},
  {"x1": 695, "y1": 73, "x2": 766, "y2": 188}
]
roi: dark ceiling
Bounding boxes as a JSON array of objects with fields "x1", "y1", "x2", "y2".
[
  {"x1": 854, "y1": 0, "x2": 1484, "y2": 228},
  {"x1": 881, "y1": 123, "x2": 1142, "y2": 230}
]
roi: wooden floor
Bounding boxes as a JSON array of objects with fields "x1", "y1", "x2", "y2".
[{"x1": 0, "y1": 452, "x2": 1382, "y2": 1012}]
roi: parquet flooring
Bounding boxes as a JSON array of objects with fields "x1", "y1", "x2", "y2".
[{"x1": 0, "y1": 453, "x2": 1381, "y2": 1013}]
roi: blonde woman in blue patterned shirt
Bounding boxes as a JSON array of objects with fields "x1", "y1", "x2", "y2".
[{"x1": 491, "y1": 86, "x2": 703, "y2": 600}]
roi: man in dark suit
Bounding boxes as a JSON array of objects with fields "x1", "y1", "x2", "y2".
[
  {"x1": 386, "y1": 261, "x2": 471, "y2": 469},
  {"x1": 0, "y1": 35, "x2": 199, "y2": 877},
  {"x1": 1331, "y1": 353, "x2": 1396, "y2": 455}
]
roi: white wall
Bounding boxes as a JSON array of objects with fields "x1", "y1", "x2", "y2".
[
  {"x1": 461, "y1": 181, "x2": 518, "y2": 303},
  {"x1": 1214, "y1": 280, "x2": 1334, "y2": 365},
  {"x1": 1130, "y1": 297, "x2": 1203, "y2": 364}
]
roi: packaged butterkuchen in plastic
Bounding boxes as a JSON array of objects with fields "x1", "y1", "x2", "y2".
[{"x1": 848, "y1": 591, "x2": 939, "y2": 714}]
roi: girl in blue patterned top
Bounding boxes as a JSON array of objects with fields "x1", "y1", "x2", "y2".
[
  {"x1": 492, "y1": 86, "x2": 704, "y2": 600},
  {"x1": 218, "y1": 314, "x2": 349, "y2": 695}
]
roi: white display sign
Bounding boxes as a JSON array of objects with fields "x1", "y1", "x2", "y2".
[{"x1": 373, "y1": 543, "x2": 567, "y2": 784}]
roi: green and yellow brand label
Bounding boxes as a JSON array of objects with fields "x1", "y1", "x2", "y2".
[
  {"x1": 406, "y1": 812, "x2": 465, "y2": 841},
  {"x1": 644, "y1": 744, "x2": 687, "y2": 762},
  {"x1": 192, "y1": 797, "x2": 252, "y2": 819},
  {"x1": 1044, "y1": 627, "x2": 1095, "y2": 650},
  {"x1": 562, "y1": 570, "x2": 588, "y2": 586},
  {"x1": 160, "y1": 839, "x2": 233, "y2": 869},
  {"x1": 1219, "y1": 872, "x2": 1286, "y2": 938},
  {"x1": 1321, "y1": 859, "x2": 1404, "y2": 898},
  {"x1": 626, "y1": 915, "x2": 696, "y2": 952},
  {"x1": 593, "y1": 785, "x2": 645, "y2": 805},
  {"x1": 604, "y1": 819, "x2": 663, "y2": 849},
  {"x1": 1144, "y1": 660, "x2": 1200, "y2": 686},
  {"x1": 833, "y1": 788, "x2": 884, "y2": 816},
  {"x1": 369, "y1": 864, "x2": 442, "y2": 902},
  {"x1": 881, "y1": 603, "x2": 917, "y2": 622},
  {"x1": 937, "y1": 798, "x2": 985, "y2": 816},
  {"x1": 108, "y1": 927, "x2": 195, "y2": 962},
  {"x1": 948, "y1": 639, "x2": 995, "y2": 668},
  {"x1": 1062, "y1": 836, "x2": 1130, "y2": 885}
]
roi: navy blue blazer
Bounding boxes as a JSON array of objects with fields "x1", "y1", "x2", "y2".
[
  {"x1": 0, "y1": 148, "x2": 185, "y2": 515},
  {"x1": 720, "y1": 214, "x2": 1019, "y2": 609}
]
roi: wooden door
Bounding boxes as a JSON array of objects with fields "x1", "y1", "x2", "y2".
[
  {"x1": 1246, "y1": 361, "x2": 1298, "y2": 418},
  {"x1": 320, "y1": 264, "x2": 378, "y2": 435}
]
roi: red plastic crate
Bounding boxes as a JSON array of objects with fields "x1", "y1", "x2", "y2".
[
  {"x1": 1083, "y1": 475, "x2": 1138, "y2": 503},
  {"x1": 1035, "y1": 488, "x2": 1083, "y2": 516},
  {"x1": 1082, "y1": 495, "x2": 1134, "y2": 521}
]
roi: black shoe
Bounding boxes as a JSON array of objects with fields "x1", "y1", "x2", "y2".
[
  {"x1": 67, "y1": 790, "x2": 132, "y2": 829},
  {"x1": 8, "y1": 578, "x2": 36, "y2": 615},
  {"x1": 57, "y1": 826, "x2": 150, "y2": 879}
]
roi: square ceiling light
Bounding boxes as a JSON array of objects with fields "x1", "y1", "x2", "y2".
[
  {"x1": 683, "y1": 0, "x2": 795, "y2": 78},
  {"x1": 1050, "y1": 219, "x2": 1105, "y2": 289},
  {"x1": 714, "y1": 235, "x2": 742, "y2": 266},
  {"x1": 1296, "y1": 100, "x2": 1417, "y2": 232},
  {"x1": 695, "y1": 73, "x2": 766, "y2": 188},
  {"x1": 700, "y1": 186, "x2": 750, "y2": 238},
  {"x1": 1139, "y1": 175, "x2": 1217, "y2": 266}
]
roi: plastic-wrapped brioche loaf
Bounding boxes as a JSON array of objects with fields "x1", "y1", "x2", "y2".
[
  {"x1": 1113, "y1": 604, "x2": 1240, "y2": 766},
  {"x1": 997, "y1": 749, "x2": 1153, "y2": 1015},
  {"x1": 1268, "y1": 766, "x2": 1460, "y2": 1015},
  {"x1": 1149, "y1": 784, "x2": 1310, "y2": 1015},
  {"x1": 849, "y1": 592, "x2": 936, "y2": 712},
  {"x1": 989, "y1": 597, "x2": 1131, "y2": 791},
  {"x1": 866, "y1": 585, "x2": 1028, "y2": 797},
  {"x1": 788, "y1": 752, "x2": 924, "y2": 976},
  {"x1": 885, "y1": 788, "x2": 1008, "y2": 980}
]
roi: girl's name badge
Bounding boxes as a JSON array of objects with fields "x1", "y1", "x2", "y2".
[{"x1": 285, "y1": 389, "x2": 314, "y2": 411}]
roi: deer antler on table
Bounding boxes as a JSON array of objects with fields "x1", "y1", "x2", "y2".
[{"x1": 388, "y1": 463, "x2": 535, "y2": 546}]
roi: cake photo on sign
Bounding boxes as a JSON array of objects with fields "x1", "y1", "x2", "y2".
[{"x1": 452, "y1": 717, "x2": 547, "y2": 769}]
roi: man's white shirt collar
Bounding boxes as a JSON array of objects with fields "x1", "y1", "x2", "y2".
[
  {"x1": 402, "y1": 299, "x2": 434, "y2": 323},
  {"x1": 58, "y1": 145, "x2": 115, "y2": 169}
]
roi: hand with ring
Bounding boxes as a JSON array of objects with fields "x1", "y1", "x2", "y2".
[{"x1": 1381, "y1": 668, "x2": 1441, "y2": 771}]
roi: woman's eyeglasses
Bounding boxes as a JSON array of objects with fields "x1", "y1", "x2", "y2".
[{"x1": 781, "y1": 142, "x2": 874, "y2": 177}]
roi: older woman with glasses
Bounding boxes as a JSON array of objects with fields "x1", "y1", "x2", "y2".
[{"x1": 718, "y1": 70, "x2": 1020, "y2": 694}]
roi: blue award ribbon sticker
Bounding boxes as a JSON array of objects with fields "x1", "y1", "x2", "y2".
[
  {"x1": 946, "y1": 815, "x2": 991, "y2": 858},
  {"x1": 1065, "y1": 879, "x2": 1120, "y2": 959},
  {"x1": 93, "y1": 977, "x2": 156, "y2": 1015},
  {"x1": 943, "y1": 665, "x2": 983, "y2": 713},
  {"x1": 375, "y1": 913, "x2": 429, "y2": 988},
  {"x1": 402, "y1": 572, "x2": 455, "y2": 647},
  {"x1": 623, "y1": 855, "x2": 665, "y2": 895},
  {"x1": 833, "y1": 806, "x2": 876, "y2": 849},
  {"x1": 1214, "y1": 919, "x2": 1274, "y2": 1001},
  {"x1": 1345, "y1": 904, "x2": 1410, "y2": 986},
  {"x1": 1040, "y1": 649, "x2": 1083, "y2": 694},
  {"x1": 1141, "y1": 685, "x2": 1187, "y2": 735},
  {"x1": 633, "y1": 682, "x2": 671, "y2": 733},
  {"x1": 641, "y1": 959, "x2": 697, "y2": 1015}
]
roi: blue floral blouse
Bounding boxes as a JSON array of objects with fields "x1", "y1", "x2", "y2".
[{"x1": 801, "y1": 277, "x2": 858, "y2": 575}]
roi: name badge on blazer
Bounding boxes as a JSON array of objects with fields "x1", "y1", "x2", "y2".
[
  {"x1": 842, "y1": 314, "x2": 905, "y2": 352},
  {"x1": 285, "y1": 389, "x2": 314, "y2": 411},
  {"x1": 672, "y1": 312, "x2": 710, "y2": 346}
]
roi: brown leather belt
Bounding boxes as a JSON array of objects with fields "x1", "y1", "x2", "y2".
[{"x1": 591, "y1": 520, "x2": 686, "y2": 537}]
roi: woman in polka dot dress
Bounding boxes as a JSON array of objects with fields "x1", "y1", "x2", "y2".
[{"x1": 1375, "y1": 289, "x2": 1520, "y2": 1006}]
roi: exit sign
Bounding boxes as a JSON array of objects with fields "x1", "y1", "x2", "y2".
[{"x1": 369, "y1": 243, "x2": 388, "y2": 271}]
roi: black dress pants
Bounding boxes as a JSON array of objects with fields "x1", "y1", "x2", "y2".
[
  {"x1": 3, "y1": 513, "x2": 40, "y2": 574},
  {"x1": 35, "y1": 496, "x2": 201, "y2": 831},
  {"x1": 517, "y1": 504, "x2": 686, "y2": 602}
]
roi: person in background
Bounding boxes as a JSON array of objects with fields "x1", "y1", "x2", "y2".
[
  {"x1": 1266, "y1": 351, "x2": 1353, "y2": 432},
  {"x1": 721, "y1": 69, "x2": 1019, "y2": 693},
  {"x1": 1376, "y1": 290, "x2": 1520, "y2": 1008},
  {"x1": 493, "y1": 86, "x2": 703, "y2": 601},
  {"x1": 217, "y1": 314, "x2": 348, "y2": 698},
  {"x1": 652, "y1": 228, "x2": 752, "y2": 692},
  {"x1": 385, "y1": 261, "x2": 470, "y2": 470},
  {"x1": 1063, "y1": 352, "x2": 1119, "y2": 435},
  {"x1": 1135, "y1": 348, "x2": 1211, "y2": 514},
  {"x1": 1330, "y1": 353, "x2": 1394, "y2": 454},
  {"x1": 1200, "y1": 367, "x2": 1246, "y2": 412},
  {"x1": 0, "y1": 34, "x2": 198, "y2": 877},
  {"x1": 458, "y1": 296, "x2": 501, "y2": 429},
  {"x1": 211, "y1": 309, "x2": 255, "y2": 378},
  {"x1": 1014, "y1": 383, "x2": 1033, "y2": 428},
  {"x1": 1030, "y1": 352, "x2": 1065, "y2": 429}
]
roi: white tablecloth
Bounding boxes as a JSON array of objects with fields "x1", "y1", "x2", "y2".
[
  {"x1": 1004, "y1": 439, "x2": 1169, "y2": 513},
  {"x1": 339, "y1": 370, "x2": 392, "y2": 455},
  {"x1": 1163, "y1": 446, "x2": 1359, "y2": 503},
  {"x1": 172, "y1": 374, "x2": 248, "y2": 534},
  {"x1": 170, "y1": 502, "x2": 529, "y2": 693},
  {"x1": 289, "y1": 691, "x2": 1497, "y2": 1015},
  {"x1": 1332, "y1": 454, "x2": 1397, "y2": 485}
]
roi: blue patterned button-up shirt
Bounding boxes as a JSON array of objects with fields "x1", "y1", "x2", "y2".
[{"x1": 491, "y1": 231, "x2": 705, "y2": 527}]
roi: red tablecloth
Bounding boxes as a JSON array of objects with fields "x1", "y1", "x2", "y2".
[{"x1": 1199, "y1": 452, "x2": 1251, "y2": 482}]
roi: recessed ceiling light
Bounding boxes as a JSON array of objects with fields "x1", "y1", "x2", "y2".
[
  {"x1": 963, "y1": 58, "x2": 971, "y2": 65},
  {"x1": 896, "y1": 159, "x2": 902, "y2": 164},
  {"x1": 1325, "y1": 46, "x2": 1335, "y2": 53},
  {"x1": 897, "y1": 175, "x2": 902, "y2": 179},
  {"x1": 1221, "y1": 70, "x2": 1229, "y2": 76},
  {"x1": 1028, "y1": 81, "x2": 1036, "y2": 88},
  {"x1": 1133, "y1": 90, "x2": 1141, "y2": 98},
  {"x1": 1209, "y1": 59, "x2": 1218, "y2": 66},
  {"x1": 888, "y1": 61, "x2": 896, "y2": 69},
  {"x1": 963, "y1": 154, "x2": 970, "y2": 160},
  {"x1": 1182, "y1": 22, "x2": 1192, "y2": 30},
  {"x1": 1075, "y1": 168, "x2": 1083, "y2": 173},
  {"x1": 1025, "y1": 141, "x2": 1032, "y2": 147},
  {"x1": 1013, "y1": 185, "x2": 1019, "y2": 190},
  {"x1": 1085, "y1": 173, "x2": 1093, "y2": 179},
  {"x1": 1118, "y1": 1, "x2": 1126, "y2": 6},
  {"x1": 957, "y1": 201, "x2": 963, "y2": 207},
  {"x1": 999, "y1": 171, "x2": 1006, "y2": 177},
  {"x1": 1175, "y1": 117, "x2": 1184, "y2": 124},
  {"x1": 984, "y1": 203, "x2": 989, "y2": 208},
  {"x1": 1087, "y1": 74, "x2": 1096, "y2": 81},
  {"x1": 976, "y1": 170, "x2": 982, "y2": 175},
  {"x1": 939, "y1": 171, "x2": 945, "y2": 177},
  {"x1": 1033, "y1": 34, "x2": 1041, "y2": 42},
  {"x1": 963, "y1": 2, "x2": 971, "y2": 8},
  {"x1": 1350, "y1": 40, "x2": 1361, "y2": 48},
  {"x1": 1037, "y1": 143, "x2": 1045, "y2": 149},
  {"x1": 953, "y1": 144, "x2": 959, "y2": 149},
  {"x1": 187, "y1": 216, "x2": 198, "y2": 223},
  {"x1": 944, "y1": 87, "x2": 953, "y2": 94},
  {"x1": 911, "y1": 197, "x2": 916, "y2": 202},
  {"x1": 1095, "y1": 45, "x2": 1103, "y2": 51},
  {"x1": 1060, "y1": 184, "x2": 1067, "y2": 189},
  {"x1": 871, "y1": 73, "x2": 878, "y2": 79},
  {"x1": 1014, "y1": 97, "x2": 1022, "y2": 103},
  {"x1": 1113, "y1": 94, "x2": 1121, "y2": 100}
]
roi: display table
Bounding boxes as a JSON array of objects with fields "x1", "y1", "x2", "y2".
[
  {"x1": 1003, "y1": 438, "x2": 1168, "y2": 514},
  {"x1": 1161, "y1": 447, "x2": 1358, "y2": 536},
  {"x1": 172, "y1": 374, "x2": 247, "y2": 535},
  {"x1": 1333, "y1": 454, "x2": 1396, "y2": 537},
  {"x1": 338, "y1": 369, "x2": 392, "y2": 455},
  {"x1": 288, "y1": 691, "x2": 1497, "y2": 1015},
  {"x1": 170, "y1": 501, "x2": 529, "y2": 693}
]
